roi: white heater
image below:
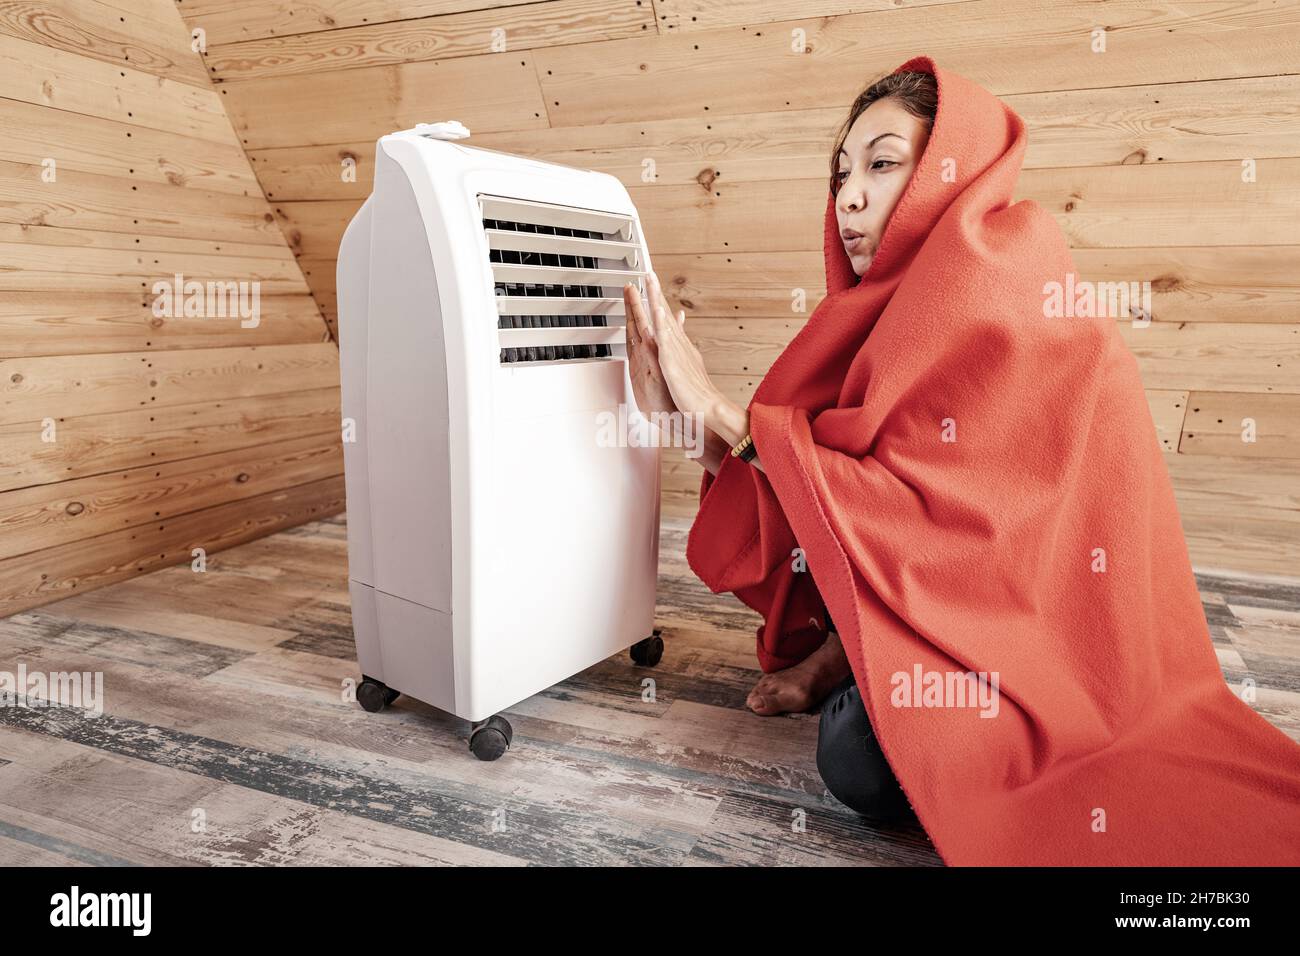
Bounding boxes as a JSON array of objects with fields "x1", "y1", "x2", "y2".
[{"x1": 336, "y1": 121, "x2": 663, "y2": 760}]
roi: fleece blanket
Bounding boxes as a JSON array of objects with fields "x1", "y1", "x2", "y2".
[{"x1": 686, "y1": 55, "x2": 1300, "y2": 865}]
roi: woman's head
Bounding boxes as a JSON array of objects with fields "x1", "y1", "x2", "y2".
[{"x1": 829, "y1": 70, "x2": 937, "y2": 276}]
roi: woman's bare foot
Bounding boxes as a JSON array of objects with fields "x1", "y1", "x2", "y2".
[{"x1": 747, "y1": 630, "x2": 854, "y2": 716}]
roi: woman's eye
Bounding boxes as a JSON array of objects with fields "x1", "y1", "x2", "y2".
[
  {"x1": 872, "y1": 159, "x2": 897, "y2": 170},
  {"x1": 835, "y1": 170, "x2": 849, "y2": 184}
]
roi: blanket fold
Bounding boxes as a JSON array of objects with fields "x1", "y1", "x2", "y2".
[{"x1": 686, "y1": 55, "x2": 1300, "y2": 865}]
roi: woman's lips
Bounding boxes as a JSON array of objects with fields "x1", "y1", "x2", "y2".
[{"x1": 844, "y1": 235, "x2": 865, "y2": 253}]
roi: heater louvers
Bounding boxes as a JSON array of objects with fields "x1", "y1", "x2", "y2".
[{"x1": 481, "y1": 194, "x2": 643, "y2": 364}]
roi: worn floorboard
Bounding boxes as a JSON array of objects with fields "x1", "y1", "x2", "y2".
[{"x1": 0, "y1": 514, "x2": 1295, "y2": 866}]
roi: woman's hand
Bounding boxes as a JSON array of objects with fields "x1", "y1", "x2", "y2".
[
  {"x1": 642, "y1": 270, "x2": 722, "y2": 423},
  {"x1": 622, "y1": 281, "x2": 678, "y2": 417}
]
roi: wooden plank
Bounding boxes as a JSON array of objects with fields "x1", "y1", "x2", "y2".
[
  {"x1": 34, "y1": 582, "x2": 307, "y2": 657},
  {"x1": 1166, "y1": 454, "x2": 1300, "y2": 514},
  {"x1": 176, "y1": 0, "x2": 546, "y2": 45},
  {"x1": 217, "y1": 53, "x2": 549, "y2": 150},
  {"x1": 1018, "y1": 159, "x2": 1300, "y2": 248},
  {"x1": 0, "y1": 0, "x2": 210, "y2": 87},
  {"x1": 52, "y1": 539, "x2": 347, "y2": 634},
  {"x1": 0, "y1": 222, "x2": 298, "y2": 261},
  {"x1": 662, "y1": 448, "x2": 704, "y2": 499},
  {"x1": 533, "y1": 0, "x2": 1300, "y2": 127},
  {"x1": 249, "y1": 141, "x2": 379, "y2": 201},
  {"x1": 0, "y1": 160, "x2": 285, "y2": 246},
  {"x1": 0, "y1": 98, "x2": 260, "y2": 195},
  {"x1": 0, "y1": 341, "x2": 341, "y2": 423},
  {"x1": 0, "y1": 736, "x2": 516, "y2": 866},
  {"x1": 294, "y1": 262, "x2": 337, "y2": 338},
  {"x1": 710, "y1": 371, "x2": 760, "y2": 409},
  {"x1": 0, "y1": 270, "x2": 306, "y2": 296},
  {"x1": 1180, "y1": 392, "x2": 1300, "y2": 459},
  {"x1": 204, "y1": 0, "x2": 655, "y2": 81},
  {"x1": 655, "y1": 0, "x2": 971, "y2": 32},
  {"x1": 1146, "y1": 389, "x2": 1190, "y2": 455},
  {"x1": 0, "y1": 433, "x2": 342, "y2": 560},
  {"x1": 0, "y1": 474, "x2": 346, "y2": 617},
  {"x1": 1118, "y1": 322, "x2": 1300, "y2": 394},
  {"x1": 680, "y1": 316, "x2": 807, "y2": 377},
  {"x1": 1179, "y1": 505, "x2": 1300, "y2": 580},
  {"x1": 292, "y1": 257, "x2": 336, "y2": 285},
  {"x1": 0, "y1": 386, "x2": 340, "y2": 493},
  {"x1": 271, "y1": 200, "x2": 361, "y2": 258},
  {"x1": 1012, "y1": 74, "x2": 1300, "y2": 169},
  {"x1": 0, "y1": 240, "x2": 311, "y2": 294},
  {"x1": 0, "y1": 291, "x2": 327, "y2": 358},
  {"x1": 1069, "y1": 247, "x2": 1300, "y2": 325},
  {"x1": 0, "y1": 780, "x2": 191, "y2": 866},
  {"x1": 0, "y1": 33, "x2": 236, "y2": 144}
]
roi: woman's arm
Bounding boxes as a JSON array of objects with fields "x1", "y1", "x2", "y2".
[
  {"x1": 705, "y1": 394, "x2": 765, "y2": 474},
  {"x1": 697, "y1": 427, "x2": 731, "y2": 477},
  {"x1": 697, "y1": 402, "x2": 766, "y2": 476}
]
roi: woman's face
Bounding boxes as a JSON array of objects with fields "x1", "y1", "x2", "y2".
[{"x1": 834, "y1": 97, "x2": 932, "y2": 276}]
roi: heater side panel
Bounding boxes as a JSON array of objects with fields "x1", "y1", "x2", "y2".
[
  {"x1": 337, "y1": 196, "x2": 375, "y2": 587},
  {"x1": 365, "y1": 147, "x2": 454, "y2": 614}
]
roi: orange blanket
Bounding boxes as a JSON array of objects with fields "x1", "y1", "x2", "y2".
[{"x1": 686, "y1": 55, "x2": 1300, "y2": 865}]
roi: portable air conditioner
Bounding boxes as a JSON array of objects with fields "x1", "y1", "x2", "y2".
[{"x1": 336, "y1": 120, "x2": 663, "y2": 760}]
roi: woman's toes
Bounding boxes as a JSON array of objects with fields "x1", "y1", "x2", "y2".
[{"x1": 747, "y1": 674, "x2": 817, "y2": 715}]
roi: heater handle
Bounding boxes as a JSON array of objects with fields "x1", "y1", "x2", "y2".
[{"x1": 411, "y1": 120, "x2": 471, "y2": 140}]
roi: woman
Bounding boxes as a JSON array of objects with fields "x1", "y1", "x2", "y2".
[
  {"x1": 622, "y1": 56, "x2": 1300, "y2": 864},
  {"x1": 623, "y1": 69, "x2": 934, "y2": 823}
]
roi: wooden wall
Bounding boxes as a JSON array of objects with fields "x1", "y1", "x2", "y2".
[
  {"x1": 185, "y1": 1, "x2": 1296, "y2": 577},
  {"x1": 0, "y1": 0, "x2": 344, "y2": 616}
]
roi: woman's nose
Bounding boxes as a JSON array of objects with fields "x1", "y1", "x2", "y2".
[{"x1": 838, "y1": 184, "x2": 864, "y2": 215}]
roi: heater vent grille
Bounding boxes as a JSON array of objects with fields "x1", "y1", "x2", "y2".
[{"x1": 481, "y1": 194, "x2": 644, "y2": 364}]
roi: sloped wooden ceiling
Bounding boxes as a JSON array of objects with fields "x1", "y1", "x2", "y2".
[
  {"x1": 182, "y1": 1, "x2": 1296, "y2": 577},
  {"x1": 0, "y1": 0, "x2": 343, "y2": 615}
]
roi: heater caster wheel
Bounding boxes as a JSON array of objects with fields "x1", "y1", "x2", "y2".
[
  {"x1": 630, "y1": 630, "x2": 664, "y2": 667},
  {"x1": 357, "y1": 676, "x2": 399, "y2": 713},
  {"x1": 469, "y1": 715, "x2": 513, "y2": 761}
]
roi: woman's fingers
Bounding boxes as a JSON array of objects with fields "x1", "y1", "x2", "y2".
[
  {"x1": 647, "y1": 269, "x2": 687, "y2": 335},
  {"x1": 622, "y1": 285, "x2": 641, "y2": 346},
  {"x1": 646, "y1": 272, "x2": 675, "y2": 343},
  {"x1": 624, "y1": 282, "x2": 655, "y2": 345},
  {"x1": 647, "y1": 270, "x2": 672, "y2": 338}
]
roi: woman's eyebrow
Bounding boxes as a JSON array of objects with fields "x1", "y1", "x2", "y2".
[{"x1": 839, "y1": 132, "x2": 907, "y2": 157}]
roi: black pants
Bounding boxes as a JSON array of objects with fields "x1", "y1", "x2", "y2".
[{"x1": 817, "y1": 609, "x2": 916, "y2": 822}]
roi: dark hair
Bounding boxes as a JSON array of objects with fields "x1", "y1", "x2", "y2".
[{"x1": 828, "y1": 70, "x2": 938, "y2": 196}]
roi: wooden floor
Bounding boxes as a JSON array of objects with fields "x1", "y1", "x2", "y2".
[{"x1": 0, "y1": 514, "x2": 1297, "y2": 866}]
